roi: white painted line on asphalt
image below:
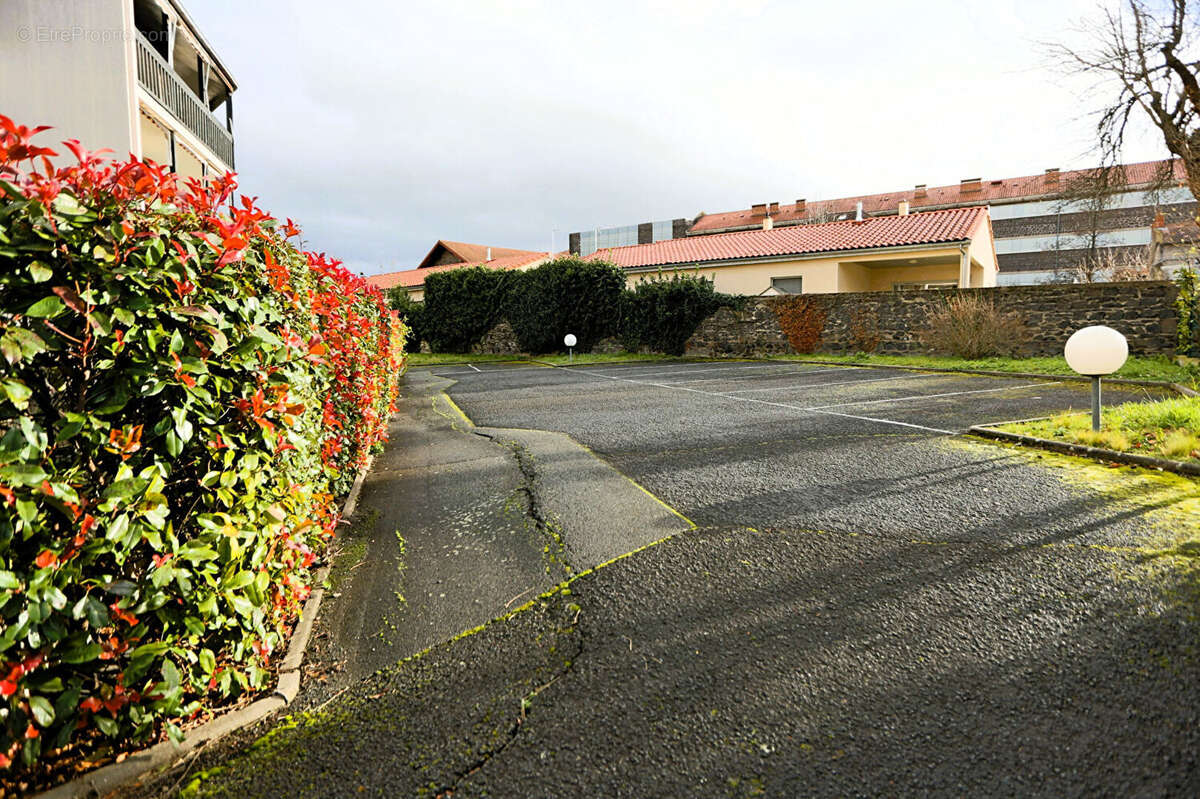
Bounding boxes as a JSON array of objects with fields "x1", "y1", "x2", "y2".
[
  {"x1": 467, "y1": 364, "x2": 483, "y2": 372},
  {"x1": 799, "y1": 382, "x2": 1059, "y2": 411},
  {"x1": 658, "y1": 367, "x2": 862, "y2": 385},
  {"x1": 581, "y1": 363, "x2": 813, "y2": 379},
  {"x1": 569, "y1": 366, "x2": 957, "y2": 435},
  {"x1": 722, "y1": 372, "x2": 942, "y2": 394}
]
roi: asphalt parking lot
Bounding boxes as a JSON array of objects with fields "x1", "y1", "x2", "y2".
[
  {"x1": 440, "y1": 360, "x2": 1164, "y2": 546},
  {"x1": 178, "y1": 360, "x2": 1200, "y2": 798}
]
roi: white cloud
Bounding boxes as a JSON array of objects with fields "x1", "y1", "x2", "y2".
[{"x1": 193, "y1": 0, "x2": 1174, "y2": 274}]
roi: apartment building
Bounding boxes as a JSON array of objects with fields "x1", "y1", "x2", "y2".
[
  {"x1": 585, "y1": 206, "x2": 998, "y2": 296},
  {"x1": 1, "y1": 0, "x2": 236, "y2": 178},
  {"x1": 569, "y1": 159, "x2": 1196, "y2": 286}
]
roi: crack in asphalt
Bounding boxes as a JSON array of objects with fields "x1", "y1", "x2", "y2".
[
  {"x1": 474, "y1": 430, "x2": 578, "y2": 578},
  {"x1": 431, "y1": 611, "x2": 586, "y2": 798}
]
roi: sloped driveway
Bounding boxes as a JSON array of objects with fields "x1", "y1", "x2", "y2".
[{"x1": 177, "y1": 362, "x2": 1200, "y2": 798}]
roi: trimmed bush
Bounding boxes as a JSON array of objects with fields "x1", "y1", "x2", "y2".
[
  {"x1": 621, "y1": 273, "x2": 738, "y2": 355},
  {"x1": 0, "y1": 116, "x2": 403, "y2": 777},
  {"x1": 504, "y1": 258, "x2": 625, "y2": 353},
  {"x1": 421, "y1": 267, "x2": 512, "y2": 353},
  {"x1": 917, "y1": 293, "x2": 1029, "y2": 359}
]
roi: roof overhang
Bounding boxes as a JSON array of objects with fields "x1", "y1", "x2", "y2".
[{"x1": 163, "y1": 0, "x2": 238, "y2": 91}]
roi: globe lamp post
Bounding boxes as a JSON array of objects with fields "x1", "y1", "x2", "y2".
[{"x1": 1063, "y1": 325, "x2": 1128, "y2": 432}]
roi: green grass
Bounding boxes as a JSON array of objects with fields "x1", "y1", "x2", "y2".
[
  {"x1": 532, "y1": 352, "x2": 677, "y2": 366},
  {"x1": 997, "y1": 395, "x2": 1200, "y2": 464},
  {"x1": 766, "y1": 352, "x2": 1200, "y2": 386},
  {"x1": 405, "y1": 352, "x2": 534, "y2": 366}
]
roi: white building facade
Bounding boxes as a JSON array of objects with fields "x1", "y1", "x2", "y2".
[{"x1": 1, "y1": 0, "x2": 236, "y2": 178}]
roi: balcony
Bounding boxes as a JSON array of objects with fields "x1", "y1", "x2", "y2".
[{"x1": 134, "y1": 32, "x2": 234, "y2": 169}]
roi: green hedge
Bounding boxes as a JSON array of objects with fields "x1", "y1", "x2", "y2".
[
  {"x1": 421, "y1": 267, "x2": 512, "y2": 353},
  {"x1": 0, "y1": 116, "x2": 403, "y2": 775},
  {"x1": 419, "y1": 259, "x2": 736, "y2": 356},
  {"x1": 620, "y1": 273, "x2": 738, "y2": 355},
  {"x1": 504, "y1": 258, "x2": 625, "y2": 353},
  {"x1": 386, "y1": 286, "x2": 426, "y2": 352}
]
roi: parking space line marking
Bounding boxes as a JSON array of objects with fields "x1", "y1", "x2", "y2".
[
  {"x1": 467, "y1": 364, "x2": 483, "y2": 372},
  {"x1": 722, "y1": 372, "x2": 942, "y2": 394},
  {"x1": 799, "y1": 382, "x2": 1058, "y2": 411},
  {"x1": 580, "y1": 363, "x2": 820, "y2": 379},
  {"x1": 659, "y1": 367, "x2": 862, "y2": 385},
  {"x1": 568, "y1": 366, "x2": 956, "y2": 434}
]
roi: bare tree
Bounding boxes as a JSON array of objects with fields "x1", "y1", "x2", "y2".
[
  {"x1": 1047, "y1": 165, "x2": 1129, "y2": 274},
  {"x1": 1048, "y1": 241, "x2": 1163, "y2": 282},
  {"x1": 1049, "y1": 0, "x2": 1200, "y2": 201}
]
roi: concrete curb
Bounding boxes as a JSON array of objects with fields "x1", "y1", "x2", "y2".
[
  {"x1": 967, "y1": 426, "x2": 1200, "y2": 478},
  {"x1": 758, "y1": 358, "x2": 1194, "y2": 395},
  {"x1": 36, "y1": 461, "x2": 374, "y2": 799}
]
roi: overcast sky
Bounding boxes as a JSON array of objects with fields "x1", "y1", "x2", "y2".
[{"x1": 193, "y1": 0, "x2": 1171, "y2": 276}]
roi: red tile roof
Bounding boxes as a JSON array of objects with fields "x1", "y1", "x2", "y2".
[
  {"x1": 690, "y1": 159, "x2": 1185, "y2": 234},
  {"x1": 585, "y1": 207, "x2": 989, "y2": 269},
  {"x1": 417, "y1": 240, "x2": 543, "y2": 268},
  {"x1": 367, "y1": 251, "x2": 548, "y2": 290}
]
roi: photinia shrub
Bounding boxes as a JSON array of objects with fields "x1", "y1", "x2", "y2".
[{"x1": 0, "y1": 115, "x2": 403, "y2": 775}]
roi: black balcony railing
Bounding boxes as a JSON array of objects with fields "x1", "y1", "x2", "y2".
[{"x1": 135, "y1": 33, "x2": 234, "y2": 169}]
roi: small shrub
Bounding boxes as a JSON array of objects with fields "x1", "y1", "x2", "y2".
[
  {"x1": 1176, "y1": 266, "x2": 1199, "y2": 357},
  {"x1": 773, "y1": 296, "x2": 828, "y2": 354},
  {"x1": 918, "y1": 293, "x2": 1029, "y2": 359}
]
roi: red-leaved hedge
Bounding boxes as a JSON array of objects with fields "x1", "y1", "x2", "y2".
[{"x1": 0, "y1": 115, "x2": 404, "y2": 776}]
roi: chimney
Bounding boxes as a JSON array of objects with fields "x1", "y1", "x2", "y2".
[
  {"x1": 914, "y1": 183, "x2": 927, "y2": 198},
  {"x1": 854, "y1": 201, "x2": 864, "y2": 223},
  {"x1": 768, "y1": 201, "x2": 780, "y2": 216},
  {"x1": 960, "y1": 177, "x2": 982, "y2": 193},
  {"x1": 1044, "y1": 167, "x2": 1060, "y2": 185},
  {"x1": 762, "y1": 216, "x2": 773, "y2": 231},
  {"x1": 796, "y1": 198, "x2": 806, "y2": 213},
  {"x1": 750, "y1": 203, "x2": 767, "y2": 217},
  {"x1": 898, "y1": 200, "x2": 910, "y2": 216},
  {"x1": 486, "y1": 247, "x2": 492, "y2": 261}
]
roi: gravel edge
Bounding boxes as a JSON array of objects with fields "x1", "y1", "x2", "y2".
[{"x1": 34, "y1": 462, "x2": 373, "y2": 799}]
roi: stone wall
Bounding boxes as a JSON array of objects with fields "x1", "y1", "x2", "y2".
[
  {"x1": 471, "y1": 319, "x2": 522, "y2": 355},
  {"x1": 684, "y1": 281, "x2": 1180, "y2": 357}
]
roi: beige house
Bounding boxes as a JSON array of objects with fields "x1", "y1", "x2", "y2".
[
  {"x1": 587, "y1": 205, "x2": 997, "y2": 296},
  {"x1": 367, "y1": 241, "x2": 549, "y2": 301},
  {"x1": 1, "y1": 0, "x2": 236, "y2": 178}
]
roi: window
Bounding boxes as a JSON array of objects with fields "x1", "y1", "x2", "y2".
[
  {"x1": 771, "y1": 276, "x2": 804, "y2": 294},
  {"x1": 892, "y1": 280, "x2": 958, "y2": 291}
]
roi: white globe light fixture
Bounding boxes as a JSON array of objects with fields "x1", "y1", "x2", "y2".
[
  {"x1": 564, "y1": 333, "x2": 577, "y2": 362},
  {"x1": 1063, "y1": 325, "x2": 1128, "y2": 431}
]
